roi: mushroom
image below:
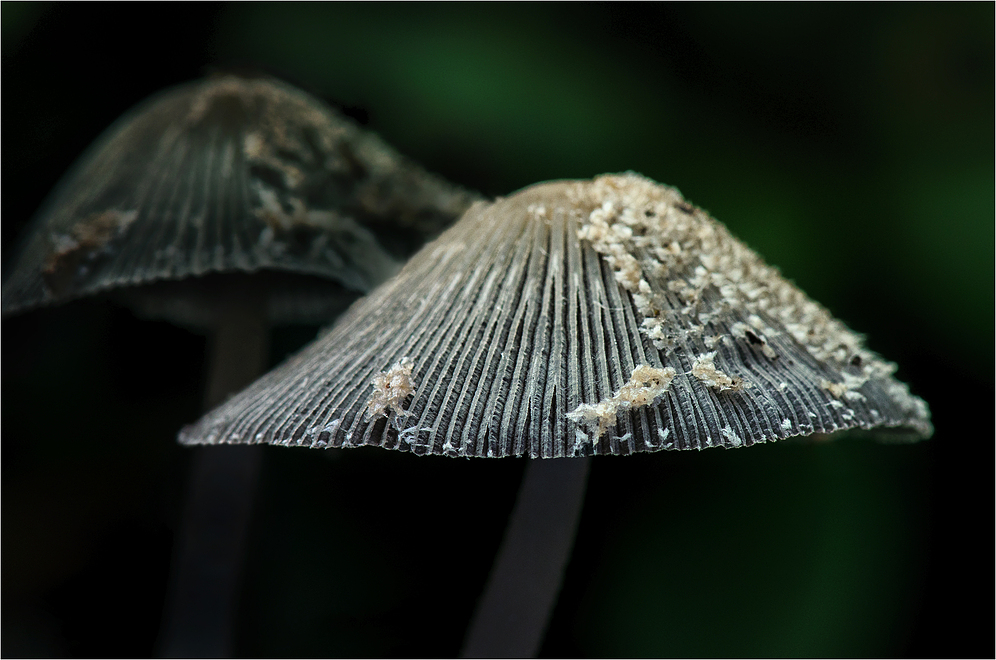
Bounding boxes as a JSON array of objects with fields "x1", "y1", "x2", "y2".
[
  {"x1": 1, "y1": 73, "x2": 480, "y2": 657},
  {"x1": 2, "y1": 73, "x2": 479, "y2": 318},
  {"x1": 179, "y1": 173, "x2": 932, "y2": 656}
]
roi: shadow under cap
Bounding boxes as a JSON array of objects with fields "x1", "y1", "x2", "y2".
[
  {"x1": 1, "y1": 74, "x2": 481, "y2": 323},
  {"x1": 181, "y1": 173, "x2": 932, "y2": 458}
]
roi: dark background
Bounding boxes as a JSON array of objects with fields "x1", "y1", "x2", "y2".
[{"x1": 3, "y1": 3, "x2": 992, "y2": 657}]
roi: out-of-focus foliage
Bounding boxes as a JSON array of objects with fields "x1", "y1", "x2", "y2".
[{"x1": 2, "y1": 4, "x2": 991, "y2": 657}]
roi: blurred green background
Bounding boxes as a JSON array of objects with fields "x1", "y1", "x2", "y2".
[{"x1": 2, "y1": 3, "x2": 992, "y2": 657}]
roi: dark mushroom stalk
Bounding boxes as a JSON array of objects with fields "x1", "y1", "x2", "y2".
[
  {"x1": 179, "y1": 173, "x2": 932, "y2": 656},
  {"x1": 1, "y1": 74, "x2": 480, "y2": 657}
]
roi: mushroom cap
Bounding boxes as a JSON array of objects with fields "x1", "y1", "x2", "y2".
[
  {"x1": 180, "y1": 173, "x2": 932, "y2": 457},
  {"x1": 1, "y1": 74, "x2": 480, "y2": 321}
]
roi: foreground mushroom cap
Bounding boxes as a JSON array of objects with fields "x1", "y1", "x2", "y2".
[
  {"x1": 2, "y1": 74, "x2": 479, "y2": 319},
  {"x1": 180, "y1": 174, "x2": 932, "y2": 457}
]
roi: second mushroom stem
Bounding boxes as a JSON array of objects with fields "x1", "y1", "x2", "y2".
[
  {"x1": 158, "y1": 291, "x2": 269, "y2": 658},
  {"x1": 462, "y1": 456, "x2": 592, "y2": 658}
]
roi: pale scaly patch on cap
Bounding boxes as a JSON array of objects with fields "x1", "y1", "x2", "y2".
[
  {"x1": 570, "y1": 173, "x2": 930, "y2": 438},
  {"x1": 567, "y1": 364, "x2": 677, "y2": 438},
  {"x1": 366, "y1": 357, "x2": 416, "y2": 419},
  {"x1": 690, "y1": 352, "x2": 749, "y2": 392}
]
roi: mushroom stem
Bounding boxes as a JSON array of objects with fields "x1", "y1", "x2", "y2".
[
  {"x1": 202, "y1": 292, "x2": 270, "y2": 411},
  {"x1": 461, "y1": 456, "x2": 592, "y2": 658},
  {"x1": 158, "y1": 291, "x2": 269, "y2": 658}
]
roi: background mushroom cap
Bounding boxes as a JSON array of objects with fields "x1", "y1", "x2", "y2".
[
  {"x1": 1, "y1": 74, "x2": 480, "y2": 323},
  {"x1": 180, "y1": 173, "x2": 931, "y2": 457}
]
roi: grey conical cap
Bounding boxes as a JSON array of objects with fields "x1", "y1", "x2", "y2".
[
  {"x1": 1, "y1": 74, "x2": 480, "y2": 321},
  {"x1": 179, "y1": 173, "x2": 932, "y2": 457}
]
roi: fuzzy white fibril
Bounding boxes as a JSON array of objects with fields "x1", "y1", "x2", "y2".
[
  {"x1": 691, "y1": 352, "x2": 749, "y2": 392},
  {"x1": 366, "y1": 357, "x2": 415, "y2": 418},
  {"x1": 567, "y1": 364, "x2": 677, "y2": 437}
]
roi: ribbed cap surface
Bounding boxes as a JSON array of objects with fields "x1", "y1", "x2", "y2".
[
  {"x1": 180, "y1": 174, "x2": 932, "y2": 457},
  {"x1": 2, "y1": 75, "x2": 479, "y2": 319}
]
